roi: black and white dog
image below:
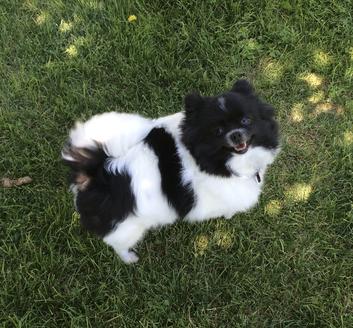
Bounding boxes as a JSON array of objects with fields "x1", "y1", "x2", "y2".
[{"x1": 62, "y1": 80, "x2": 280, "y2": 263}]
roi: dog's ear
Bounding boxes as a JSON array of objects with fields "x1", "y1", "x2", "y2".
[
  {"x1": 260, "y1": 104, "x2": 275, "y2": 120},
  {"x1": 231, "y1": 79, "x2": 254, "y2": 95},
  {"x1": 184, "y1": 93, "x2": 204, "y2": 113}
]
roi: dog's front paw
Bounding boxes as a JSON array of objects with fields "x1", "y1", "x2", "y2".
[{"x1": 118, "y1": 250, "x2": 139, "y2": 264}]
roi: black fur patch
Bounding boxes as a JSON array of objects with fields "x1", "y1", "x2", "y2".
[
  {"x1": 63, "y1": 145, "x2": 135, "y2": 237},
  {"x1": 144, "y1": 128, "x2": 195, "y2": 217},
  {"x1": 76, "y1": 169, "x2": 136, "y2": 237}
]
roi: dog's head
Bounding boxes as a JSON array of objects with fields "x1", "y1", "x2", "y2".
[{"x1": 181, "y1": 80, "x2": 280, "y2": 176}]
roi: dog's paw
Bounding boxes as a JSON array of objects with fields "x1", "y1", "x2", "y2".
[{"x1": 118, "y1": 250, "x2": 139, "y2": 264}]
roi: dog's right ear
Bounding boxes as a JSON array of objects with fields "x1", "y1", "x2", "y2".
[
  {"x1": 231, "y1": 79, "x2": 254, "y2": 95},
  {"x1": 184, "y1": 93, "x2": 204, "y2": 113}
]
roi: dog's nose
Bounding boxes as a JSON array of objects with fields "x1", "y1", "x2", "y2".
[{"x1": 229, "y1": 130, "x2": 246, "y2": 144}]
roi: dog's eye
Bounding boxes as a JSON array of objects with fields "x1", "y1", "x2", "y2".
[
  {"x1": 241, "y1": 117, "x2": 252, "y2": 126},
  {"x1": 214, "y1": 127, "x2": 224, "y2": 136}
]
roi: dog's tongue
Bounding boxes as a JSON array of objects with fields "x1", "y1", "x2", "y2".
[{"x1": 234, "y1": 142, "x2": 247, "y2": 151}]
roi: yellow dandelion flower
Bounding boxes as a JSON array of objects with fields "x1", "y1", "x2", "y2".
[
  {"x1": 128, "y1": 15, "x2": 137, "y2": 22},
  {"x1": 65, "y1": 45, "x2": 78, "y2": 58}
]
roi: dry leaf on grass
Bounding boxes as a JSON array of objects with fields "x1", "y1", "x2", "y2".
[{"x1": 1, "y1": 176, "x2": 32, "y2": 188}]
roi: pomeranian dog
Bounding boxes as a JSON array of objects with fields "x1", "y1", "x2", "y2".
[{"x1": 62, "y1": 80, "x2": 280, "y2": 263}]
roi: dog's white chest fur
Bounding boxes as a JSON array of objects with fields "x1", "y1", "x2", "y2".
[{"x1": 186, "y1": 172, "x2": 262, "y2": 221}]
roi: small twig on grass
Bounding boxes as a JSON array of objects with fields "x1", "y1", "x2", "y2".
[{"x1": 1, "y1": 176, "x2": 32, "y2": 188}]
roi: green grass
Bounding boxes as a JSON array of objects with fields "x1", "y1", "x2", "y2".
[{"x1": 1, "y1": 0, "x2": 353, "y2": 326}]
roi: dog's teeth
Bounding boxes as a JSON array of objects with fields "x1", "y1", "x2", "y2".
[{"x1": 235, "y1": 142, "x2": 247, "y2": 150}]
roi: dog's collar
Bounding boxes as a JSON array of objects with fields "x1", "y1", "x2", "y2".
[
  {"x1": 255, "y1": 171, "x2": 261, "y2": 183},
  {"x1": 231, "y1": 170, "x2": 261, "y2": 184}
]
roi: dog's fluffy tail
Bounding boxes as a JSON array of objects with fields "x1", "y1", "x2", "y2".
[
  {"x1": 62, "y1": 112, "x2": 153, "y2": 188},
  {"x1": 62, "y1": 112, "x2": 153, "y2": 158}
]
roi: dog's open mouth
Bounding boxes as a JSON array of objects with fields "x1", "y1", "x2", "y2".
[
  {"x1": 225, "y1": 133, "x2": 253, "y2": 155},
  {"x1": 233, "y1": 141, "x2": 249, "y2": 154}
]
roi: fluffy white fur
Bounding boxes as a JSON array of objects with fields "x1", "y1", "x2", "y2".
[
  {"x1": 66, "y1": 112, "x2": 278, "y2": 263},
  {"x1": 62, "y1": 112, "x2": 154, "y2": 160}
]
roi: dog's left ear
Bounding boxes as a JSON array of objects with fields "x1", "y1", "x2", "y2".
[
  {"x1": 184, "y1": 93, "x2": 204, "y2": 113},
  {"x1": 231, "y1": 79, "x2": 254, "y2": 95},
  {"x1": 260, "y1": 104, "x2": 275, "y2": 119}
]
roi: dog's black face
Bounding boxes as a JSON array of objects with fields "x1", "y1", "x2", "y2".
[{"x1": 181, "y1": 80, "x2": 279, "y2": 176}]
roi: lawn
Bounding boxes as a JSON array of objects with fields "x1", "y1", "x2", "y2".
[{"x1": 1, "y1": 0, "x2": 353, "y2": 326}]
